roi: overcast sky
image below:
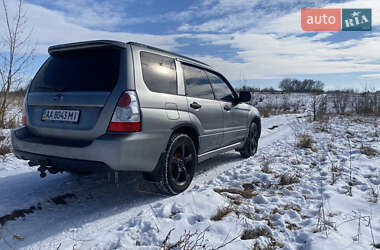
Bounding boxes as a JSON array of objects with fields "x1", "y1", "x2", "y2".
[{"x1": 2, "y1": 0, "x2": 380, "y2": 90}]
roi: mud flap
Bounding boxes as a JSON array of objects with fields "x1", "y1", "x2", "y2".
[{"x1": 143, "y1": 152, "x2": 165, "y2": 182}]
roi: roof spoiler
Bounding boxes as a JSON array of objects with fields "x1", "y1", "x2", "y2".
[{"x1": 48, "y1": 40, "x2": 126, "y2": 55}]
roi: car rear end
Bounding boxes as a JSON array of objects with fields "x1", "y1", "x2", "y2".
[{"x1": 11, "y1": 41, "x2": 165, "y2": 173}]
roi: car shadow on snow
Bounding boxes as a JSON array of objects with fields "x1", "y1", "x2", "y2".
[{"x1": 0, "y1": 151, "x2": 243, "y2": 249}]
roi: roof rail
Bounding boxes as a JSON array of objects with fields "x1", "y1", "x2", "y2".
[{"x1": 128, "y1": 42, "x2": 210, "y2": 67}]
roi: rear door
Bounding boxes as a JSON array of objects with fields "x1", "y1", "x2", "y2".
[
  {"x1": 206, "y1": 71, "x2": 249, "y2": 146},
  {"x1": 27, "y1": 45, "x2": 126, "y2": 141},
  {"x1": 182, "y1": 63, "x2": 223, "y2": 154}
]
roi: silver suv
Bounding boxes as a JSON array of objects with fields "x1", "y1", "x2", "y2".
[{"x1": 12, "y1": 40, "x2": 261, "y2": 194}]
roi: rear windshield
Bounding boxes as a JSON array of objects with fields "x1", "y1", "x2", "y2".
[{"x1": 30, "y1": 46, "x2": 121, "y2": 92}]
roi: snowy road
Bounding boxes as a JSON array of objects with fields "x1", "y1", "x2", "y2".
[{"x1": 0, "y1": 114, "x2": 299, "y2": 249}]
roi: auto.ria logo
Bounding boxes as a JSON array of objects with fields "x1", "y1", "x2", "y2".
[
  {"x1": 301, "y1": 8, "x2": 372, "y2": 31},
  {"x1": 342, "y1": 9, "x2": 371, "y2": 31}
]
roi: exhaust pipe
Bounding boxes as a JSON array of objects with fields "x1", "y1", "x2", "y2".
[
  {"x1": 37, "y1": 166, "x2": 47, "y2": 178},
  {"x1": 29, "y1": 160, "x2": 64, "y2": 177}
]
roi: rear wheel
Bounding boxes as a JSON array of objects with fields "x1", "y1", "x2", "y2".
[
  {"x1": 155, "y1": 133, "x2": 197, "y2": 195},
  {"x1": 240, "y1": 122, "x2": 259, "y2": 158}
]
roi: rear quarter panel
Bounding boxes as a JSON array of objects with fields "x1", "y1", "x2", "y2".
[{"x1": 130, "y1": 45, "x2": 196, "y2": 159}]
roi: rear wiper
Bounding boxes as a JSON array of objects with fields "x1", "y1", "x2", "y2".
[{"x1": 38, "y1": 85, "x2": 66, "y2": 92}]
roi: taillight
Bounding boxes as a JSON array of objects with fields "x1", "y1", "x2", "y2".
[{"x1": 108, "y1": 91, "x2": 141, "y2": 132}]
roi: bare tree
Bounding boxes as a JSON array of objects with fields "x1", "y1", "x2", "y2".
[
  {"x1": 333, "y1": 92, "x2": 349, "y2": 115},
  {"x1": 0, "y1": 0, "x2": 34, "y2": 127},
  {"x1": 311, "y1": 94, "x2": 328, "y2": 121}
]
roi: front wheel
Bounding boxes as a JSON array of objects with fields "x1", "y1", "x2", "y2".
[
  {"x1": 155, "y1": 133, "x2": 197, "y2": 195},
  {"x1": 240, "y1": 122, "x2": 259, "y2": 158}
]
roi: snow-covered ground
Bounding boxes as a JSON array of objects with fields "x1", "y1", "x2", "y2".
[{"x1": 0, "y1": 114, "x2": 379, "y2": 249}]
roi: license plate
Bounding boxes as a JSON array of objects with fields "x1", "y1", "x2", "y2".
[{"x1": 42, "y1": 109, "x2": 80, "y2": 123}]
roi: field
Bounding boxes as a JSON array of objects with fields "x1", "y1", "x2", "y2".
[{"x1": 0, "y1": 93, "x2": 379, "y2": 249}]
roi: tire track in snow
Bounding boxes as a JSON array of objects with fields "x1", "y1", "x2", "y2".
[{"x1": 0, "y1": 114, "x2": 302, "y2": 249}]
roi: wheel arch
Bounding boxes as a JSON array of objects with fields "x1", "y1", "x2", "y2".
[
  {"x1": 251, "y1": 116, "x2": 261, "y2": 139},
  {"x1": 171, "y1": 123, "x2": 200, "y2": 154},
  {"x1": 247, "y1": 105, "x2": 261, "y2": 139}
]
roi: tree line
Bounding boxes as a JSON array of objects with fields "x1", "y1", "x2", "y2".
[
  {"x1": 278, "y1": 78, "x2": 324, "y2": 93},
  {"x1": 235, "y1": 78, "x2": 325, "y2": 93}
]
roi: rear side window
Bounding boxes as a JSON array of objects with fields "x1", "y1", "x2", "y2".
[
  {"x1": 30, "y1": 46, "x2": 121, "y2": 92},
  {"x1": 207, "y1": 71, "x2": 235, "y2": 102},
  {"x1": 140, "y1": 52, "x2": 177, "y2": 95},
  {"x1": 182, "y1": 64, "x2": 214, "y2": 100}
]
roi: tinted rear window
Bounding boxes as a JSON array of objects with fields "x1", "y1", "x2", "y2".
[
  {"x1": 183, "y1": 64, "x2": 214, "y2": 100},
  {"x1": 30, "y1": 46, "x2": 121, "y2": 92},
  {"x1": 140, "y1": 51, "x2": 177, "y2": 95}
]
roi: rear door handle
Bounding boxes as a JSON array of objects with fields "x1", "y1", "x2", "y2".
[
  {"x1": 190, "y1": 102, "x2": 202, "y2": 109},
  {"x1": 224, "y1": 104, "x2": 231, "y2": 111}
]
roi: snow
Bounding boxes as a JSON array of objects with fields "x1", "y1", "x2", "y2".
[{"x1": 0, "y1": 113, "x2": 379, "y2": 249}]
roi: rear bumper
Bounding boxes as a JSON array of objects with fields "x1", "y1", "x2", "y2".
[
  {"x1": 11, "y1": 126, "x2": 168, "y2": 172},
  {"x1": 13, "y1": 149, "x2": 110, "y2": 172}
]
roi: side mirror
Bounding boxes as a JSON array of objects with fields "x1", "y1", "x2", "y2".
[{"x1": 238, "y1": 91, "x2": 251, "y2": 103}]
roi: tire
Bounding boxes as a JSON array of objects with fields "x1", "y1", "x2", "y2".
[
  {"x1": 155, "y1": 133, "x2": 197, "y2": 195},
  {"x1": 240, "y1": 122, "x2": 259, "y2": 158}
]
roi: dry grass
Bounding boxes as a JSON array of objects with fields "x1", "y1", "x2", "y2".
[
  {"x1": 243, "y1": 228, "x2": 285, "y2": 249},
  {"x1": 242, "y1": 183, "x2": 256, "y2": 191},
  {"x1": 315, "y1": 122, "x2": 330, "y2": 133},
  {"x1": 241, "y1": 227, "x2": 271, "y2": 240},
  {"x1": 0, "y1": 144, "x2": 11, "y2": 156},
  {"x1": 210, "y1": 207, "x2": 234, "y2": 221},
  {"x1": 290, "y1": 159, "x2": 300, "y2": 165},
  {"x1": 285, "y1": 221, "x2": 301, "y2": 231},
  {"x1": 3, "y1": 117, "x2": 18, "y2": 129},
  {"x1": 330, "y1": 164, "x2": 342, "y2": 185},
  {"x1": 223, "y1": 194, "x2": 243, "y2": 206},
  {"x1": 258, "y1": 106, "x2": 276, "y2": 118},
  {"x1": 214, "y1": 187, "x2": 256, "y2": 199},
  {"x1": 271, "y1": 208, "x2": 279, "y2": 215},
  {"x1": 368, "y1": 184, "x2": 379, "y2": 203},
  {"x1": 257, "y1": 105, "x2": 298, "y2": 118},
  {"x1": 279, "y1": 174, "x2": 300, "y2": 186},
  {"x1": 360, "y1": 145, "x2": 378, "y2": 157},
  {"x1": 161, "y1": 228, "x2": 207, "y2": 250},
  {"x1": 296, "y1": 134, "x2": 315, "y2": 149},
  {"x1": 328, "y1": 212, "x2": 341, "y2": 217},
  {"x1": 252, "y1": 241, "x2": 284, "y2": 250},
  {"x1": 284, "y1": 204, "x2": 301, "y2": 213},
  {"x1": 211, "y1": 204, "x2": 255, "y2": 221},
  {"x1": 161, "y1": 227, "x2": 239, "y2": 249}
]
